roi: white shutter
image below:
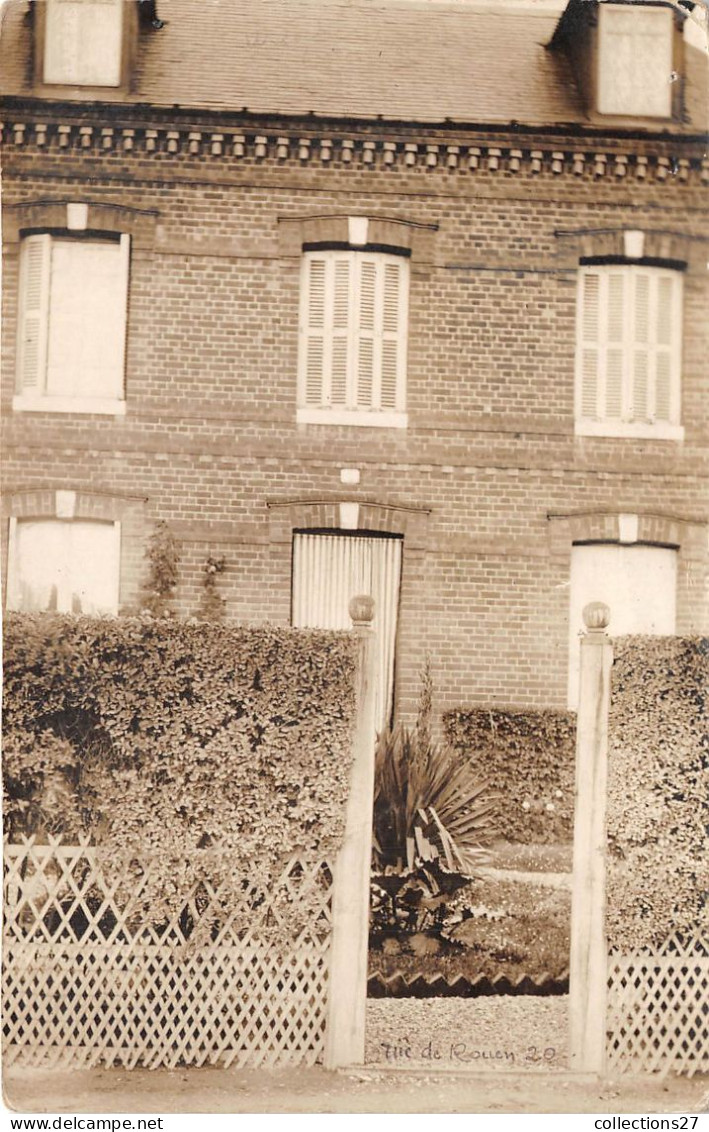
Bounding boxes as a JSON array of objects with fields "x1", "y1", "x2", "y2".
[
  {"x1": 579, "y1": 273, "x2": 599, "y2": 416},
  {"x1": 17, "y1": 235, "x2": 51, "y2": 394},
  {"x1": 577, "y1": 264, "x2": 682, "y2": 433},
  {"x1": 292, "y1": 532, "x2": 402, "y2": 732},
  {"x1": 46, "y1": 238, "x2": 128, "y2": 400},
  {"x1": 578, "y1": 271, "x2": 601, "y2": 418},
  {"x1": 356, "y1": 259, "x2": 377, "y2": 409},
  {"x1": 605, "y1": 272, "x2": 625, "y2": 420},
  {"x1": 298, "y1": 249, "x2": 408, "y2": 417},
  {"x1": 598, "y1": 5, "x2": 673, "y2": 118},
  {"x1": 381, "y1": 259, "x2": 406, "y2": 411},
  {"x1": 653, "y1": 272, "x2": 681, "y2": 424},
  {"x1": 44, "y1": 0, "x2": 123, "y2": 87},
  {"x1": 301, "y1": 258, "x2": 326, "y2": 406},
  {"x1": 69, "y1": 520, "x2": 120, "y2": 614},
  {"x1": 331, "y1": 257, "x2": 351, "y2": 406},
  {"x1": 631, "y1": 272, "x2": 650, "y2": 421}
]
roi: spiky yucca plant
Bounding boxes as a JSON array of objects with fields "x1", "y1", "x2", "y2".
[{"x1": 372, "y1": 723, "x2": 497, "y2": 876}]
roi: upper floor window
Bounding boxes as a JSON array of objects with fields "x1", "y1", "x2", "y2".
[
  {"x1": 15, "y1": 233, "x2": 129, "y2": 415},
  {"x1": 297, "y1": 249, "x2": 409, "y2": 428},
  {"x1": 597, "y1": 3, "x2": 674, "y2": 119},
  {"x1": 575, "y1": 263, "x2": 683, "y2": 440},
  {"x1": 6, "y1": 518, "x2": 120, "y2": 615},
  {"x1": 43, "y1": 0, "x2": 124, "y2": 87}
]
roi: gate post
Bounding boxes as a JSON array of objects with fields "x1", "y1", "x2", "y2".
[
  {"x1": 569, "y1": 601, "x2": 613, "y2": 1074},
  {"x1": 324, "y1": 595, "x2": 378, "y2": 1069}
]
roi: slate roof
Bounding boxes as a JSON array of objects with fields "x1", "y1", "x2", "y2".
[{"x1": 0, "y1": 0, "x2": 706, "y2": 132}]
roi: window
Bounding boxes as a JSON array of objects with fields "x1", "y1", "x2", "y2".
[
  {"x1": 597, "y1": 3, "x2": 674, "y2": 119},
  {"x1": 575, "y1": 264, "x2": 683, "y2": 439},
  {"x1": 567, "y1": 542, "x2": 677, "y2": 708},
  {"x1": 43, "y1": 0, "x2": 124, "y2": 87},
  {"x1": 292, "y1": 532, "x2": 403, "y2": 730},
  {"x1": 15, "y1": 234, "x2": 129, "y2": 414},
  {"x1": 297, "y1": 250, "x2": 409, "y2": 427},
  {"x1": 6, "y1": 519, "x2": 120, "y2": 615}
]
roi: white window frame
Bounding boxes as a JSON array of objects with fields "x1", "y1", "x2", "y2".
[
  {"x1": 14, "y1": 233, "x2": 129, "y2": 416},
  {"x1": 297, "y1": 249, "x2": 409, "y2": 428},
  {"x1": 43, "y1": 0, "x2": 124, "y2": 88},
  {"x1": 597, "y1": 3, "x2": 674, "y2": 119},
  {"x1": 575, "y1": 263, "x2": 684, "y2": 440},
  {"x1": 6, "y1": 517, "x2": 121, "y2": 616}
]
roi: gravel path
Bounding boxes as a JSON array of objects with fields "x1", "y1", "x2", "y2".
[{"x1": 366, "y1": 995, "x2": 568, "y2": 1072}]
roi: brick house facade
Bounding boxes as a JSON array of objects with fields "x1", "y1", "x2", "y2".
[{"x1": 1, "y1": 0, "x2": 707, "y2": 724}]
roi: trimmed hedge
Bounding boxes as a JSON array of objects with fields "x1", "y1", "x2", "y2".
[
  {"x1": 444, "y1": 709, "x2": 576, "y2": 843},
  {"x1": 3, "y1": 613, "x2": 359, "y2": 936},
  {"x1": 606, "y1": 636, "x2": 709, "y2": 952}
]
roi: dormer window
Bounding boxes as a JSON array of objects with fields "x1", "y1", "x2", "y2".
[
  {"x1": 597, "y1": 3, "x2": 674, "y2": 118},
  {"x1": 43, "y1": 0, "x2": 124, "y2": 87}
]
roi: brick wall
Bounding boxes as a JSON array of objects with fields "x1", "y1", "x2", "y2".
[{"x1": 2, "y1": 122, "x2": 708, "y2": 719}]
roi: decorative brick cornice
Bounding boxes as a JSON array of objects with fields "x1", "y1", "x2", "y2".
[{"x1": 2, "y1": 118, "x2": 707, "y2": 186}]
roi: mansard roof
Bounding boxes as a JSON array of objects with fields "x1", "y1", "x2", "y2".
[{"x1": 0, "y1": 0, "x2": 706, "y2": 134}]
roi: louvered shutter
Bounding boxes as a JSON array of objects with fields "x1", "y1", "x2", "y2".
[
  {"x1": 331, "y1": 257, "x2": 351, "y2": 406},
  {"x1": 299, "y1": 249, "x2": 408, "y2": 415},
  {"x1": 356, "y1": 259, "x2": 376, "y2": 409},
  {"x1": 302, "y1": 258, "x2": 327, "y2": 406},
  {"x1": 17, "y1": 235, "x2": 51, "y2": 395},
  {"x1": 605, "y1": 272, "x2": 625, "y2": 420},
  {"x1": 631, "y1": 272, "x2": 650, "y2": 421},
  {"x1": 381, "y1": 260, "x2": 406, "y2": 410},
  {"x1": 654, "y1": 273, "x2": 678, "y2": 423},
  {"x1": 579, "y1": 272, "x2": 601, "y2": 418}
]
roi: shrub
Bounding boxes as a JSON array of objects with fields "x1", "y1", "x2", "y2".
[
  {"x1": 3, "y1": 613, "x2": 358, "y2": 938},
  {"x1": 373, "y1": 724, "x2": 496, "y2": 875},
  {"x1": 606, "y1": 635, "x2": 709, "y2": 952},
  {"x1": 444, "y1": 708, "x2": 576, "y2": 843}
]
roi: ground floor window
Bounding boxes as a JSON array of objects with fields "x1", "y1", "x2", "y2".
[
  {"x1": 6, "y1": 518, "x2": 120, "y2": 615},
  {"x1": 291, "y1": 531, "x2": 402, "y2": 732},
  {"x1": 567, "y1": 542, "x2": 676, "y2": 708}
]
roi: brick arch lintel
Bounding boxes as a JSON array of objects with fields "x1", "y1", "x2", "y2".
[
  {"x1": 547, "y1": 510, "x2": 708, "y2": 560},
  {"x1": 3, "y1": 488, "x2": 147, "y2": 523},
  {"x1": 267, "y1": 497, "x2": 431, "y2": 549},
  {"x1": 553, "y1": 227, "x2": 697, "y2": 271},
  {"x1": 3, "y1": 199, "x2": 159, "y2": 248},
  {"x1": 277, "y1": 212, "x2": 437, "y2": 261}
]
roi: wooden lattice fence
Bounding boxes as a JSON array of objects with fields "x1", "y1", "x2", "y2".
[
  {"x1": 606, "y1": 932, "x2": 709, "y2": 1077},
  {"x1": 3, "y1": 838, "x2": 334, "y2": 1069}
]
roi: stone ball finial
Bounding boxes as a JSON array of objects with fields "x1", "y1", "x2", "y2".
[
  {"x1": 582, "y1": 601, "x2": 610, "y2": 631},
  {"x1": 349, "y1": 594, "x2": 375, "y2": 625}
]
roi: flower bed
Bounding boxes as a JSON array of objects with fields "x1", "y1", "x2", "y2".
[{"x1": 369, "y1": 875, "x2": 571, "y2": 988}]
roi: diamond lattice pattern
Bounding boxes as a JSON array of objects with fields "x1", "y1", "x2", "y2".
[
  {"x1": 3, "y1": 838, "x2": 334, "y2": 1069},
  {"x1": 606, "y1": 933, "x2": 709, "y2": 1077}
]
